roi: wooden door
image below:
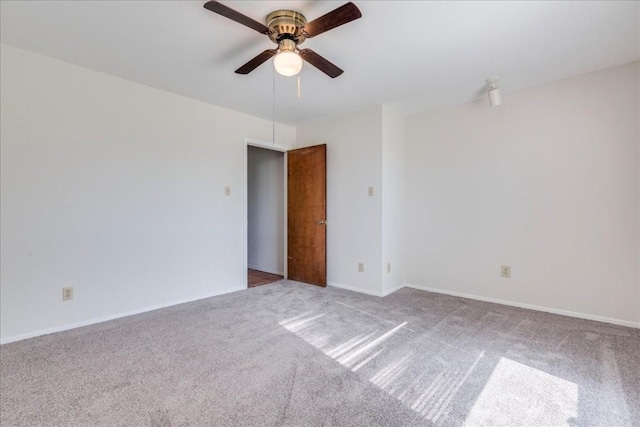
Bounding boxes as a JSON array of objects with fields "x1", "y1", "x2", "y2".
[{"x1": 287, "y1": 144, "x2": 326, "y2": 286}]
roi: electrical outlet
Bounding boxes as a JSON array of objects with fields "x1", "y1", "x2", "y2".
[
  {"x1": 387, "y1": 263, "x2": 391, "y2": 273},
  {"x1": 368, "y1": 187, "x2": 374, "y2": 197},
  {"x1": 62, "y1": 287, "x2": 74, "y2": 301},
  {"x1": 358, "y1": 263, "x2": 364, "y2": 272},
  {"x1": 501, "y1": 265, "x2": 511, "y2": 278},
  {"x1": 224, "y1": 187, "x2": 231, "y2": 196}
]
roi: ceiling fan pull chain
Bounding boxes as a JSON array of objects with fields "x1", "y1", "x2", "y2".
[{"x1": 297, "y1": 77, "x2": 301, "y2": 99}]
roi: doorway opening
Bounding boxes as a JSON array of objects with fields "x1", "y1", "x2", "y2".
[{"x1": 247, "y1": 144, "x2": 286, "y2": 288}]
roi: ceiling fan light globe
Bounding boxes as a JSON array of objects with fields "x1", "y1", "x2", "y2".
[{"x1": 274, "y1": 51, "x2": 303, "y2": 77}]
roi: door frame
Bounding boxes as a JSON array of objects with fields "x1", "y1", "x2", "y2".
[{"x1": 243, "y1": 138, "x2": 291, "y2": 287}]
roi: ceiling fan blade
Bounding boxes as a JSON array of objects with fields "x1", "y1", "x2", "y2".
[
  {"x1": 235, "y1": 49, "x2": 278, "y2": 74},
  {"x1": 303, "y1": 2, "x2": 362, "y2": 38},
  {"x1": 203, "y1": 1, "x2": 270, "y2": 35},
  {"x1": 299, "y1": 49, "x2": 343, "y2": 78}
]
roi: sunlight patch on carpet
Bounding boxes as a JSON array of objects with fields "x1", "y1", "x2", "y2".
[
  {"x1": 278, "y1": 309, "x2": 481, "y2": 423},
  {"x1": 466, "y1": 357, "x2": 578, "y2": 426}
]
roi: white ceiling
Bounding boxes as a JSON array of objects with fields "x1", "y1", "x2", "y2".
[{"x1": 1, "y1": 1, "x2": 639, "y2": 126}]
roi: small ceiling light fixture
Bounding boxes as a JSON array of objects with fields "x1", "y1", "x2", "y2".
[
  {"x1": 274, "y1": 39, "x2": 303, "y2": 77},
  {"x1": 486, "y1": 76, "x2": 502, "y2": 107}
]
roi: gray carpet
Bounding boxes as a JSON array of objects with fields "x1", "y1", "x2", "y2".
[{"x1": 1, "y1": 281, "x2": 639, "y2": 427}]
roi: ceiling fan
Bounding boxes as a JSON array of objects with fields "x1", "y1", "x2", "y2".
[{"x1": 203, "y1": 1, "x2": 362, "y2": 78}]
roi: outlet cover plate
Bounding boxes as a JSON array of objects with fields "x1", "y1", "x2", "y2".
[{"x1": 501, "y1": 265, "x2": 511, "y2": 278}]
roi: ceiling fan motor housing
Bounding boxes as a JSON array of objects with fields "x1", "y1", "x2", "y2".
[{"x1": 266, "y1": 10, "x2": 308, "y2": 45}]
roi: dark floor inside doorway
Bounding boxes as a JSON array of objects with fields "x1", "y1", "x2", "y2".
[{"x1": 248, "y1": 269, "x2": 283, "y2": 287}]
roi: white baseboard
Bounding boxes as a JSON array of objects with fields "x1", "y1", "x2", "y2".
[
  {"x1": 248, "y1": 264, "x2": 284, "y2": 276},
  {"x1": 327, "y1": 280, "x2": 639, "y2": 329},
  {"x1": 328, "y1": 282, "x2": 405, "y2": 298},
  {"x1": 381, "y1": 284, "x2": 405, "y2": 297},
  {"x1": 0, "y1": 286, "x2": 245, "y2": 345},
  {"x1": 5, "y1": 281, "x2": 636, "y2": 345},
  {"x1": 328, "y1": 282, "x2": 384, "y2": 297},
  {"x1": 405, "y1": 283, "x2": 640, "y2": 329}
]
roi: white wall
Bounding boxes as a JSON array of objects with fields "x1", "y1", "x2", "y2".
[
  {"x1": 296, "y1": 107, "x2": 384, "y2": 295},
  {"x1": 0, "y1": 44, "x2": 295, "y2": 342},
  {"x1": 2, "y1": 44, "x2": 637, "y2": 343},
  {"x1": 247, "y1": 146, "x2": 284, "y2": 275},
  {"x1": 381, "y1": 106, "x2": 407, "y2": 294},
  {"x1": 405, "y1": 61, "x2": 640, "y2": 325}
]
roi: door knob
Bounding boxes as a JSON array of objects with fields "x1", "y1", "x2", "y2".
[{"x1": 318, "y1": 219, "x2": 327, "y2": 225}]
